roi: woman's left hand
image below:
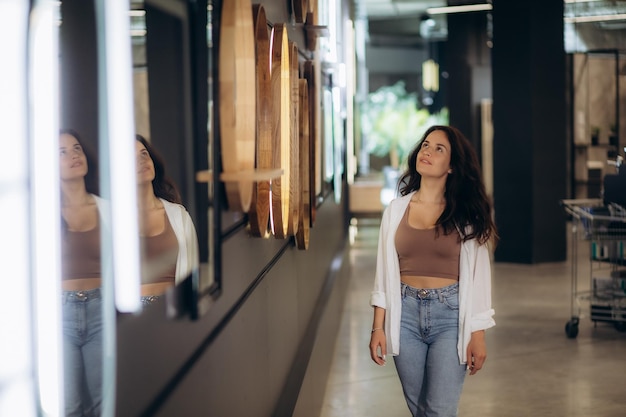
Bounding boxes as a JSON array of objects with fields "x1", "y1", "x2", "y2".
[{"x1": 466, "y1": 330, "x2": 487, "y2": 376}]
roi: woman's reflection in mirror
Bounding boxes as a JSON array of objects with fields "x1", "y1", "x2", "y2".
[
  {"x1": 135, "y1": 135, "x2": 199, "y2": 306},
  {"x1": 59, "y1": 129, "x2": 105, "y2": 417}
]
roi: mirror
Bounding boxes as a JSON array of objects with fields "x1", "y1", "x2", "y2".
[
  {"x1": 130, "y1": 0, "x2": 199, "y2": 312},
  {"x1": 130, "y1": 0, "x2": 217, "y2": 315},
  {"x1": 57, "y1": 0, "x2": 216, "y2": 414},
  {"x1": 58, "y1": 1, "x2": 115, "y2": 415}
]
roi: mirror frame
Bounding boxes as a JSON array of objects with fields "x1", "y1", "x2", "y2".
[{"x1": 192, "y1": 0, "x2": 222, "y2": 317}]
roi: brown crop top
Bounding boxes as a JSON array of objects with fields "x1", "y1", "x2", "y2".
[
  {"x1": 395, "y1": 206, "x2": 461, "y2": 280},
  {"x1": 140, "y1": 214, "x2": 178, "y2": 284},
  {"x1": 62, "y1": 222, "x2": 101, "y2": 280}
]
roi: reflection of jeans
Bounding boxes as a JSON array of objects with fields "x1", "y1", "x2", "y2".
[
  {"x1": 394, "y1": 283, "x2": 466, "y2": 417},
  {"x1": 62, "y1": 288, "x2": 103, "y2": 417},
  {"x1": 141, "y1": 295, "x2": 163, "y2": 306}
]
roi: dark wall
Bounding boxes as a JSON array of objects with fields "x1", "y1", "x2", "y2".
[
  {"x1": 446, "y1": 11, "x2": 492, "y2": 152},
  {"x1": 492, "y1": 0, "x2": 567, "y2": 263},
  {"x1": 60, "y1": 0, "x2": 99, "y2": 150},
  {"x1": 145, "y1": 3, "x2": 191, "y2": 206},
  {"x1": 116, "y1": 200, "x2": 350, "y2": 417}
]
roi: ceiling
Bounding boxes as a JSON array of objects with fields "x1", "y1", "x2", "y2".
[
  {"x1": 360, "y1": 0, "x2": 446, "y2": 20},
  {"x1": 360, "y1": 0, "x2": 626, "y2": 50},
  {"x1": 359, "y1": 0, "x2": 472, "y2": 47}
]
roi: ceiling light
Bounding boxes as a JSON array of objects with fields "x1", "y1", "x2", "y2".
[
  {"x1": 426, "y1": 4, "x2": 492, "y2": 15},
  {"x1": 565, "y1": 13, "x2": 626, "y2": 23}
]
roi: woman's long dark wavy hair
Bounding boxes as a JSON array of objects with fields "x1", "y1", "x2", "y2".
[
  {"x1": 136, "y1": 134, "x2": 182, "y2": 204},
  {"x1": 398, "y1": 125, "x2": 498, "y2": 246},
  {"x1": 59, "y1": 128, "x2": 99, "y2": 195}
]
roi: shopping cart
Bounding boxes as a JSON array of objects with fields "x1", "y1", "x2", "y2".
[{"x1": 561, "y1": 199, "x2": 626, "y2": 338}]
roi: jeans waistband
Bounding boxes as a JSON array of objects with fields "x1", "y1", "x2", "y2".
[
  {"x1": 401, "y1": 282, "x2": 459, "y2": 300},
  {"x1": 62, "y1": 287, "x2": 102, "y2": 303}
]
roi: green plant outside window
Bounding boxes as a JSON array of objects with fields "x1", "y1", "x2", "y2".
[{"x1": 361, "y1": 81, "x2": 448, "y2": 168}]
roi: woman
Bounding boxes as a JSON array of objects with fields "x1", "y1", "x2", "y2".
[
  {"x1": 59, "y1": 129, "x2": 105, "y2": 416},
  {"x1": 368, "y1": 125, "x2": 498, "y2": 417},
  {"x1": 135, "y1": 135, "x2": 199, "y2": 304}
]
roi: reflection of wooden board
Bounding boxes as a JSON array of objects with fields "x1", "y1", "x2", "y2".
[
  {"x1": 304, "y1": 61, "x2": 322, "y2": 226},
  {"x1": 296, "y1": 79, "x2": 310, "y2": 250},
  {"x1": 304, "y1": 12, "x2": 321, "y2": 51},
  {"x1": 292, "y1": 0, "x2": 308, "y2": 24},
  {"x1": 219, "y1": 0, "x2": 256, "y2": 212},
  {"x1": 287, "y1": 41, "x2": 300, "y2": 236},
  {"x1": 270, "y1": 24, "x2": 291, "y2": 238},
  {"x1": 248, "y1": 4, "x2": 272, "y2": 237}
]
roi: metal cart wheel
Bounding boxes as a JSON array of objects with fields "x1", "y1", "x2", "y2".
[{"x1": 565, "y1": 319, "x2": 579, "y2": 338}]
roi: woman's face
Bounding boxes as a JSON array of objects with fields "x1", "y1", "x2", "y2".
[
  {"x1": 59, "y1": 133, "x2": 88, "y2": 181},
  {"x1": 415, "y1": 129, "x2": 452, "y2": 178},
  {"x1": 135, "y1": 140, "x2": 155, "y2": 185}
]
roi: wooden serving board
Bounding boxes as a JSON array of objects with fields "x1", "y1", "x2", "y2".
[
  {"x1": 248, "y1": 4, "x2": 272, "y2": 237},
  {"x1": 296, "y1": 78, "x2": 310, "y2": 250},
  {"x1": 219, "y1": 0, "x2": 257, "y2": 212},
  {"x1": 287, "y1": 41, "x2": 300, "y2": 236},
  {"x1": 270, "y1": 24, "x2": 291, "y2": 239}
]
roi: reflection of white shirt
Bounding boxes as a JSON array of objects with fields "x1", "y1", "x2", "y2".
[
  {"x1": 161, "y1": 199, "x2": 200, "y2": 284},
  {"x1": 369, "y1": 192, "x2": 495, "y2": 364}
]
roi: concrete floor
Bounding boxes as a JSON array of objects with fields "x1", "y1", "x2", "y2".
[{"x1": 320, "y1": 219, "x2": 626, "y2": 417}]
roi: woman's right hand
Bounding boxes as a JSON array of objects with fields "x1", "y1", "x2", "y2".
[{"x1": 369, "y1": 328, "x2": 387, "y2": 366}]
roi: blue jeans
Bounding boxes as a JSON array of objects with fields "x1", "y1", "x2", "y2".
[
  {"x1": 393, "y1": 283, "x2": 466, "y2": 417},
  {"x1": 62, "y1": 288, "x2": 103, "y2": 417}
]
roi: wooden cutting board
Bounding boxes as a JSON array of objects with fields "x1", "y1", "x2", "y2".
[
  {"x1": 270, "y1": 24, "x2": 291, "y2": 239},
  {"x1": 248, "y1": 4, "x2": 272, "y2": 237},
  {"x1": 219, "y1": 0, "x2": 256, "y2": 212},
  {"x1": 287, "y1": 41, "x2": 300, "y2": 236}
]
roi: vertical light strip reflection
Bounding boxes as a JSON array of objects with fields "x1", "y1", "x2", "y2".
[
  {"x1": 327, "y1": 0, "x2": 338, "y2": 63},
  {"x1": 97, "y1": 0, "x2": 141, "y2": 313},
  {"x1": 344, "y1": 20, "x2": 356, "y2": 185},
  {"x1": 29, "y1": 1, "x2": 63, "y2": 415}
]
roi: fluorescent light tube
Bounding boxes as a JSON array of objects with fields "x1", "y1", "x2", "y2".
[{"x1": 427, "y1": 4, "x2": 493, "y2": 15}]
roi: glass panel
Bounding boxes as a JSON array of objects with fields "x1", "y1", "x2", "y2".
[
  {"x1": 57, "y1": 1, "x2": 115, "y2": 416},
  {"x1": 56, "y1": 0, "x2": 217, "y2": 413},
  {"x1": 133, "y1": 0, "x2": 216, "y2": 316}
]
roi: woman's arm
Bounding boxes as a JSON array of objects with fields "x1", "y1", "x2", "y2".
[
  {"x1": 369, "y1": 306, "x2": 387, "y2": 365},
  {"x1": 470, "y1": 242, "x2": 495, "y2": 332},
  {"x1": 182, "y1": 209, "x2": 200, "y2": 270},
  {"x1": 466, "y1": 330, "x2": 486, "y2": 375},
  {"x1": 466, "y1": 241, "x2": 494, "y2": 373},
  {"x1": 370, "y1": 206, "x2": 391, "y2": 306}
]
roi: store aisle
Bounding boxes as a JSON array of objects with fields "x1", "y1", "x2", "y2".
[{"x1": 320, "y1": 219, "x2": 626, "y2": 417}]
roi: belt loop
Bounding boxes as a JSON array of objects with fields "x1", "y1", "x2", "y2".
[
  {"x1": 401, "y1": 283, "x2": 406, "y2": 297},
  {"x1": 438, "y1": 289, "x2": 444, "y2": 303}
]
